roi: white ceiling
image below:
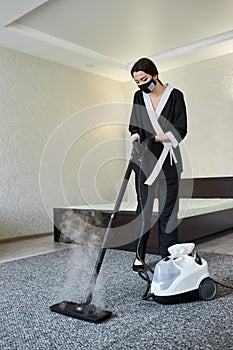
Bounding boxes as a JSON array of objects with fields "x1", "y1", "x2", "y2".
[{"x1": 0, "y1": 0, "x2": 232, "y2": 81}]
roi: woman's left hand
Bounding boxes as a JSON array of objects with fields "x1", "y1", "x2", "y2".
[{"x1": 155, "y1": 134, "x2": 170, "y2": 143}]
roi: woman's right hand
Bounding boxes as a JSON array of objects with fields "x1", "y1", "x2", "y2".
[{"x1": 132, "y1": 136, "x2": 140, "y2": 143}]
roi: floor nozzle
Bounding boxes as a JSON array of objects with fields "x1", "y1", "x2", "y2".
[{"x1": 50, "y1": 301, "x2": 113, "y2": 323}]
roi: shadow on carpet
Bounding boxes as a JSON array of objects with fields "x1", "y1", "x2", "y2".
[{"x1": 0, "y1": 246, "x2": 232, "y2": 350}]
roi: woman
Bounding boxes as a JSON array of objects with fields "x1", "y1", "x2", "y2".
[{"x1": 129, "y1": 57, "x2": 187, "y2": 272}]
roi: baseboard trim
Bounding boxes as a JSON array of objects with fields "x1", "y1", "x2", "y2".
[{"x1": 0, "y1": 232, "x2": 53, "y2": 244}]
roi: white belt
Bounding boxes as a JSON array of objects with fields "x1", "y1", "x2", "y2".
[
  {"x1": 143, "y1": 86, "x2": 177, "y2": 186},
  {"x1": 145, "y1": 143, "x2": 177, "y2": 185}
]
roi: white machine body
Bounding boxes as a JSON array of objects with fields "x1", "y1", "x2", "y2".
[{"x1": 151, "y1": 243, "x2": 210, "y2": 297}]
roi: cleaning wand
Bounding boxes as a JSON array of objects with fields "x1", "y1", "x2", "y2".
[{"x1": 50, "y1": 141, "x2": 141, "y2": 323}]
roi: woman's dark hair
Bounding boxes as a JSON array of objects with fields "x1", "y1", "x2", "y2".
[{"x1": 131, "y1": 57, "x2": 158, "y2": 78}]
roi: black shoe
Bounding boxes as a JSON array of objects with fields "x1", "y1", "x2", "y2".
[{"x1": 132, "y1": 261, "x2": 145, "y2": 273}]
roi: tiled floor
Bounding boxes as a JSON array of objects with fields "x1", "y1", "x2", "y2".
[
  {"x1": 0, "y1": 230, "x2": 232, "y2": 264},
  {"x1": 195, "y1": 230, "x2": 233, "y2": 255},
  {"x1": 0, "y1": 234, "x2": 68, "y2": 264}
]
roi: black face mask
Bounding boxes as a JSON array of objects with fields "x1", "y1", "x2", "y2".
[{"x1": 138, "y1": 79, "x2": 156, "y2": 94}]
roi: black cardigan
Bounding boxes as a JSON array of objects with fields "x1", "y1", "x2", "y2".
[{"x1": 129, "y1": 88, "x2": 188, "y2": 177}]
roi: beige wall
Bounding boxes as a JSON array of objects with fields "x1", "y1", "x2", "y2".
[
  {"x1": 124, "y1": 53, "x2": 233, "y2": 178},
  {"x1": 0, "y1": 47, "x2": 126, "y2": 239}
]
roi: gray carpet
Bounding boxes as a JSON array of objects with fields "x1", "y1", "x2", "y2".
[{"x1": 0, "y1": 245, "x2": 232, "y2": 350}]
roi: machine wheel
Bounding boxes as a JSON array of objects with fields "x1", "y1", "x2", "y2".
[{"x1": 199, "y1": 278, "x2": 217, "y2": 301}]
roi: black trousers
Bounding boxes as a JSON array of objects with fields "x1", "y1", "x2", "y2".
[{"x1": 134, "y1": 166, "x2": 180, "y2": 259}]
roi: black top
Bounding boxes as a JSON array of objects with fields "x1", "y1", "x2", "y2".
[{"x1": 129, "y1": 88, "x2": 188, "y2": 178}]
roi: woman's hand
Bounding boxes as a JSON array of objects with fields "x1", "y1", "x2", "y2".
[
  {"x1": 155, "y1": 134, "x2": 170, "y2": 143},
  {"x1": 132, "y1": 136, "x2": 140, "y2": 143}
]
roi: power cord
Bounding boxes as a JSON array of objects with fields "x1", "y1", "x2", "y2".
[
  {"x1": 213, "y1": 279, "x2": 233, "y2": 290},
  {"x1": 138, "y1": 269, "x2": 152, "y2": 299},
  {"x1": 134, "y1": 139, "x2": 154, "y2": 274}
]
